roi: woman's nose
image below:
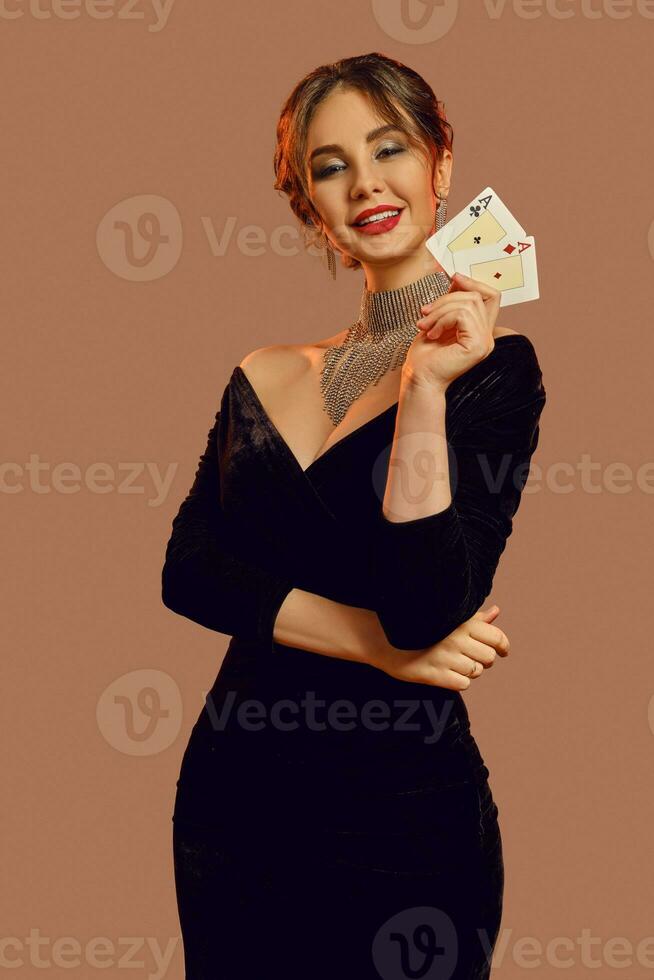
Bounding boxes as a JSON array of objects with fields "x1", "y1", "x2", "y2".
[{"x1": 348, "y1": 163, "x2": 385, "y2": 200}]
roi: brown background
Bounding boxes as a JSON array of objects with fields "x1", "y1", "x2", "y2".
[{"x1": 3, "y1": 1, "x2": 654, "y2": 976}]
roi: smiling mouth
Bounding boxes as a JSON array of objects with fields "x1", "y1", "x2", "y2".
[{"x1": 352, "y1": 208, "x2": 403, "y2": 227}]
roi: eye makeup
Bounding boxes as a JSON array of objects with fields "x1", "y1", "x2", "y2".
[{"x1": 313, "y1": 142, "x2": 407, "y2": 180}]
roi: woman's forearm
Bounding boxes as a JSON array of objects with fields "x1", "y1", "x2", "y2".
[
  {"x1": 272, "y1": 587, "x2": 388, "y2": 667},
  {"x1": 270, "y1": 586, "x2": 502, "y2": 691},
  {"x1": 382, "y1": 374, "x2": 451, "y2": 523}
]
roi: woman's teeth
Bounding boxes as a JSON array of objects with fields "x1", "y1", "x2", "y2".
[{"x1": 355, "y1": 209, "x2": 400, "y2": 227}]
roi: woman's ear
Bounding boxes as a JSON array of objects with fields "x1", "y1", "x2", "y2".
[{"x1": 434, "y1": 148, "x2": 453, "y2": 196}]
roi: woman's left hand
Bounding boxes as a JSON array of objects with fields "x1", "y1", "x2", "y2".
[{"x1": 403, "y1": 272, "x2": 501, "y2": 391}]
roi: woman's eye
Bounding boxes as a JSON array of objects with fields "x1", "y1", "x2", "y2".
[
  {"x1": 316, "y1": 145, "x2": 405, "y2": 179},
  {"x1": 377, "y1": 145, "x2": 405, "y2": 159},
  {"x1": 318, "y1": 162, "x2": 346, "y2": 178}
]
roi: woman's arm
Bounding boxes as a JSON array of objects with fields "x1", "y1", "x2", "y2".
[
  {"x1": 369, "y1": 343, "x2": 547, "y2": 650},
  {"x1": 379, "y1": 377, "x2": 451, "y2": 524},
  {"x1": 273, "y1": 587, "x2": 510, "y2": 690},
  {"x1": 161, "y1": 410, "x2": 294, "y2": 649},
  {"x1": 160, "y1": 409, "x2": 384, "y2": 666},
  {"x1": 161, "y1": 404, "x2": 510, "y2": 686},
  {"x1": 272, "y1": 587, "x2": 385, "y2": 665}
]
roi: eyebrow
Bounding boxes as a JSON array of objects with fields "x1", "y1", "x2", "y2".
[{"x1": 308, "y1": 124, "x2": 407, "y2": 163}]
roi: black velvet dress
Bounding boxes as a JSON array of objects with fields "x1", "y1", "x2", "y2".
[{"x1": 162, "y1": 334, "x2": 546, "y2": 979}]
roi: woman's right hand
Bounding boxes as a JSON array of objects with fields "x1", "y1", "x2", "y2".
[{"x1": 370, "y1": 605, "x2": 510, "y2": 690}]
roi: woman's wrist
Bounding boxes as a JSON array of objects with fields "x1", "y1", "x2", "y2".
[
  {"x1": 349, "y1": 606, "x2": 399, "y2": 673},
  {"x1": 400, "y1": 365, "x2": 449, "y2": 399}
]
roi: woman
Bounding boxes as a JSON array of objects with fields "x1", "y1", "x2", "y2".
[{"x1": 163, "y1": 52, "x2": 546, "y2": 979}]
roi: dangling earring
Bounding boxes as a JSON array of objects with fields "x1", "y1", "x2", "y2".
[
  {"x1": 435, "y1": 190, "x2": 448, "y2": 234},
  {"x1": 322, "y1": 231, "x2": 337, "y2": 281}
]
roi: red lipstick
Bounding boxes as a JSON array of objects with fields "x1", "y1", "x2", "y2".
[{"x1": 351, "y1": 204, "x2": 404, "y2": 236}]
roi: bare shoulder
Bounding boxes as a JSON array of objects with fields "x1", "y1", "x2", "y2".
[
  {"x1": 239, "y1": 344, "x2": 312, "y2": 397},
  {"x1": 493, "y1": 327, "x2": 521, "y2": 338}
]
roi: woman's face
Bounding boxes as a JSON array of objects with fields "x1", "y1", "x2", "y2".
[{"x1": 305, "y1": 86, "x2": 452, "y2": 286}]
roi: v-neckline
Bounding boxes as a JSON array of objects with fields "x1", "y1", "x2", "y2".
[
  {"x1": 234, "y1": 365, "x2": 399, "y2": 477},
  {"x1": 233, "y1": 335, "x2": 525, "y2": 479}
]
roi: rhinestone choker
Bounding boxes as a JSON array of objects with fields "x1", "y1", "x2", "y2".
[{"x1": 319, "y1": 268, "x2": 452, "y2": 426}]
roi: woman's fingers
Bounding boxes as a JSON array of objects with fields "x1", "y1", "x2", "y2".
[
  {"x1": 443, "y1": 664, "x2": 482, "y2": 690},
  {"x1": 416, "y1": 293, "x2": 484, "y2": 330},
  {"x1": 381, "y1": 648, "x2": 481, "y2": 691},
  {"x1": 417, "y1": 298, "x2": 487, "y2": 343},
  {"x1": 380, "y1": 610, "x2": 509, "y2": 689},
  {"x1": 471, "y1": 604, "x2": 500, "y2": 622},
  {"x1": 427, "y1": 647, "x2": 487, "y2": 682},
  {"x1": 460, "y1": 637, "x2": 500, "y2": 669},
  {"x1": 426, "y1": 312, "x2": 467, "y2": 341},
  {"x1": 448, "y1": 273, "x2": 501, "y2": 319},
  {"x1": 467, "y1": 619, "x2": 510, "y2": 656}
]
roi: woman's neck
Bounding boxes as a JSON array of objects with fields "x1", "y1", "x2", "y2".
[
  {"x1": 361, "y1": 256, "x2": 448, "y2": 293},
  {"x1": 355, "y1": 267, "x2": 451, "y2": 341}
]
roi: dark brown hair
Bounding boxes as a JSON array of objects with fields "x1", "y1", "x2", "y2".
[{"x1": 273, "y1": 52, "x2": 454, "y2": 272}]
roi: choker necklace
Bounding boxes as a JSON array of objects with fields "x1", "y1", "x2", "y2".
[{"x1": 319, "y1": 268, "x2": 451, "y2": 426}]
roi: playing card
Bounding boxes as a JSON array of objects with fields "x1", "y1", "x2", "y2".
[
  {"x1": 426, "y1": 186, "x2": 526, "y2": 277},
  {"x1": 451, "y1": 236, "x2": 539, "y2": 307}
]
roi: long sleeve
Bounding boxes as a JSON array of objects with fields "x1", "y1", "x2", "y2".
[
  {"x1": 369, "y1": 344, "x2": 547, "y2": 650},
  {"x1": 161, "y1": 409, "x2": 294, "y2": 648}
]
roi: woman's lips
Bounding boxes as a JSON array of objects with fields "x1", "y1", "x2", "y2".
[{"x1": 351, "y1": 209, "x2": 403, "y2": 236}]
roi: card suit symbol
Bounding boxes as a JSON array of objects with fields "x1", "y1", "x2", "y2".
[
  {"x1": 469, "y1": 205, "x2": 482, "y2": 218},
  {"x1": 494, "y1": 272, "x2": 502, "y2": 279},
  {"x1": 474, "y1": 236, "x2": 481, "y2": 245},
  {"x1": 503, "y1": 244, "x2": 516, "y2": 254}
]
